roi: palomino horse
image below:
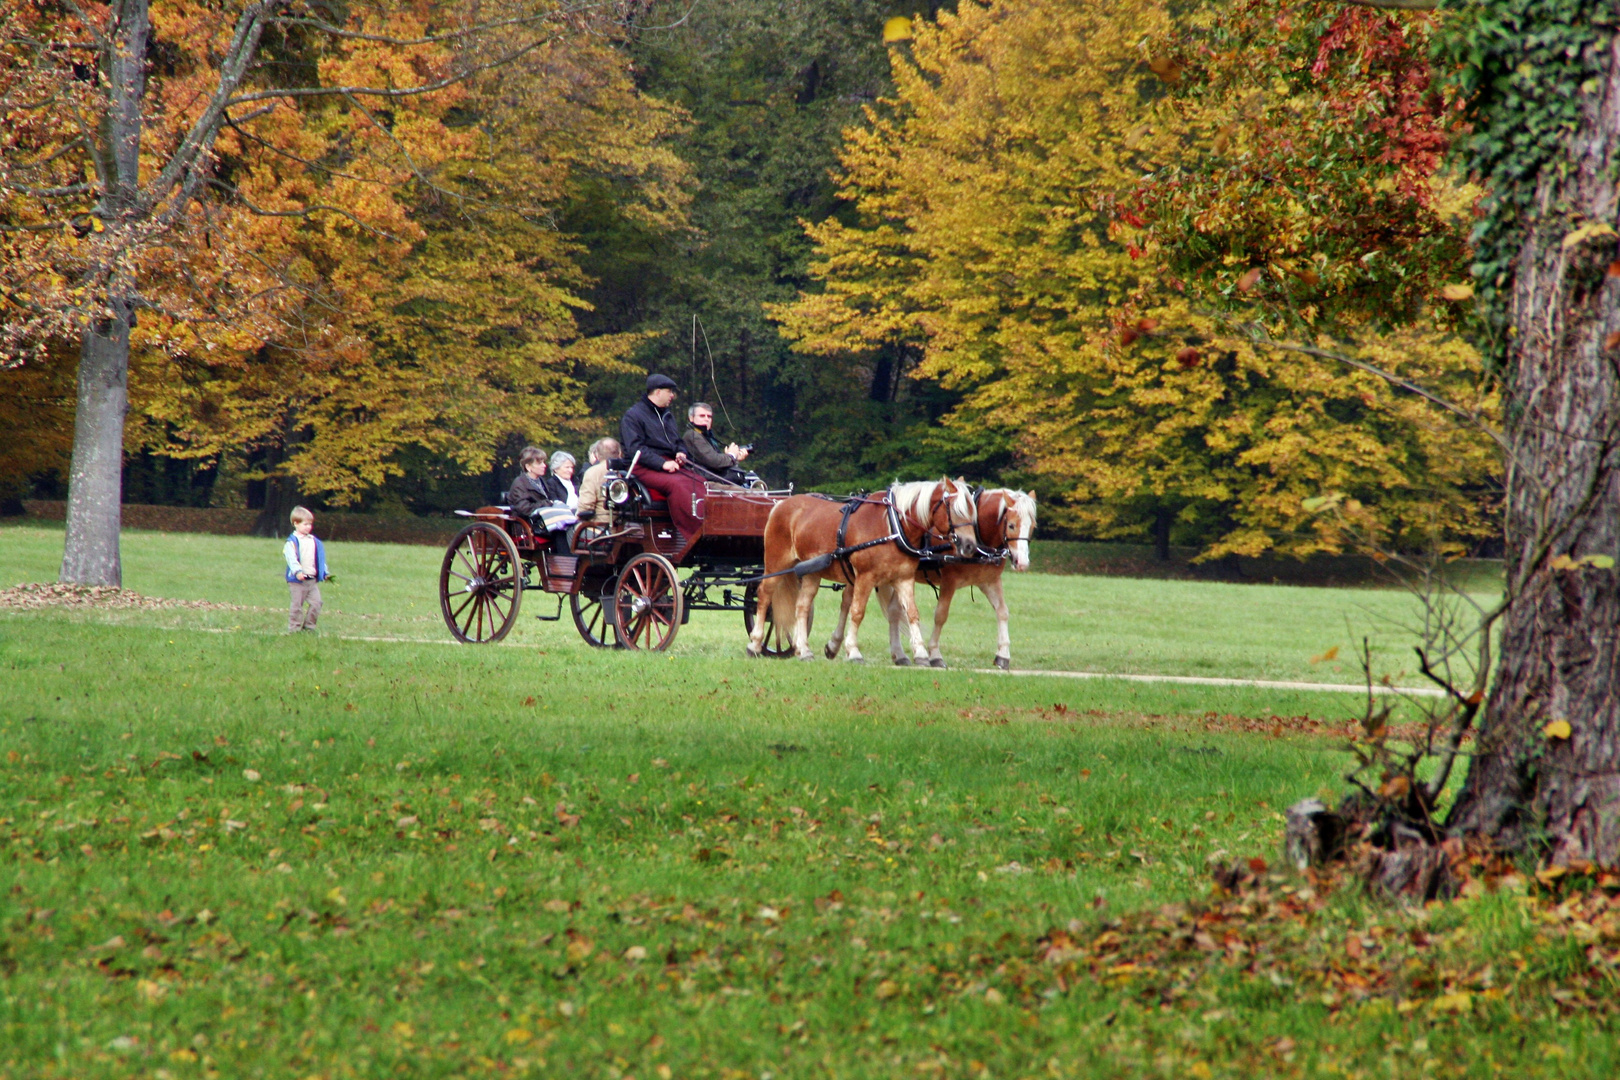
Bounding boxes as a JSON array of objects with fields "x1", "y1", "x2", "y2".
[
  {"x1": 745, "y1": 479, "x2": 978, "y2": 662},
  {"x1": 823, "y1": 488, "x2": 1037, "y2": 670}
]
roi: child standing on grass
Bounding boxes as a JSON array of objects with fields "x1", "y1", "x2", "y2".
[{"x1": 283, "y1": 506, "x2": 329, "y2": 633}]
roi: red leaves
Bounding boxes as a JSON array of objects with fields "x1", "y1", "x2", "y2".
[
  {"x1": 1236, "y1": 267, "x2": 1263, "y2": 293},
  {"x1": 1247, "y1": 856, "x2": 1269, "y2": 874},
  {"x1": 1176, "y1": 347, "x2": 1202, "y2": 368},
  {"x1": 1118, "y1": 317, "x2": 1157, "y2": 347},
  {"x1": 1605, "y1": 331, "x2": 1620, "y2": 352}
]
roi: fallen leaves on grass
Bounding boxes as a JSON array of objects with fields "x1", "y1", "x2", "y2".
[
  {"x1": 0, "y1": 583, "x2": 247, "y2": 611},
  {"x1": 1015, "y1": 863, "x2": 1620, "y2": 1022}
]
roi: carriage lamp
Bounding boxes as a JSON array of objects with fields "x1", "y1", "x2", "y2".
[{"x1": 607, "y1": 478, "x2": 631, "y2": 505}]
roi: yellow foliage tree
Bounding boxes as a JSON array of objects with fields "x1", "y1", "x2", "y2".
[{"x1": 776, "y1": 0, "x2": 1497, "y2": 559}]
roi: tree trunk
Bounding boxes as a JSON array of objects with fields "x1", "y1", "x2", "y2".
[
  {"x1": 59, "y1": 0, "x2": 149, "y2": 588},
  {"x1": 60, "y1": 315, "x2": 131, "y2": 586},
  {"x1": 1447, "y1": 32, "x2": 1620, "y2": 865},
  {"x1": 251, "y1": 411, "x2": 307, "y2": 537},
  {"x1": 1153, "y1": 506, "x2": 1173, "y2": 562}
]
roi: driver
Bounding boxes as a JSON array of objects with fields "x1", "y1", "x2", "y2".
[
  {"x1": 620, "y1": 373, "x2": 706, "y2": 547},
  {"x1": 682, "y1": 401, "x2": 750, "y2": 486}
]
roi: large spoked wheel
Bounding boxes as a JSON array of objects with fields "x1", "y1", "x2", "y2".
[
  {"x1": 743, "y1": 582, "x2": 794, "y2": 658},
  {"x1": 440, "y1": 523, "x2": 523, "y2": 643},
  {"x1": 614, "y1": 552, "x2": 682, "y2": 652},
  {"x1": 570, "y1": 572, "x2": 619, "y2": 648}
]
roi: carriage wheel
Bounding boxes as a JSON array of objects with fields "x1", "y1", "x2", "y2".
[
  {"x1": 614, "y1": 552, "x2": 682, "y2": 652},
  {"x1": 440, "y1": 523, "x2": 523, "y2": 644},
  {"x1": 570, "y1": 573, "x2": 619, "y2": 649},
  {"x1": 743, "y1": 582, "x2": 795, "y2": 658}
]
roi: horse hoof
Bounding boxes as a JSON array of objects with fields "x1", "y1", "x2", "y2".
[
  {"x1": 824, "y1": 644, "x2": 838, "y2": 660},
  {"x1": 928, "y1": 658, "x2": 947, "y2": 669},
  {"x1": 993, "y1": 656, "x2": 1011, "y2": 671},
  {"x1": 796, "y1": 652, "x2": 818, "y2": 662},
  {"x1": 848, "y1": 655, "x2": 867, "y2": 664},
  {"x1": 893, "y1": 656, "x2": 911, "y2": 667},
  {"x1": 744, "y1": 649, "x2": 761, "y2": 660}
]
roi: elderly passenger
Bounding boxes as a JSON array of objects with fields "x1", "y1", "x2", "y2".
[
  {"x1": 550, "y1": 451, "x2": 579, "y2": 511},
  {"x1": 576, "y1": 437, "x2": 621, "y2": 523}
]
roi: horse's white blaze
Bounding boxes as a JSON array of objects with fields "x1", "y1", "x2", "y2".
[{"x1": 1002, "y1": 490, "x2": 1037, "y2": 571}]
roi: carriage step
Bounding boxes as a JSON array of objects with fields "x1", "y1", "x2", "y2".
[{"x1": 544, "y1": 555, "x2": 579, "y2": 577}]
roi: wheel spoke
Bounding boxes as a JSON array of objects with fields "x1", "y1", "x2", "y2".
[
  {"x1": 455, "y1": 546, "x2": 479, "y2": 579},
  {"x1": 450, "y1": 592, "x2": 476, "y2": 622}
]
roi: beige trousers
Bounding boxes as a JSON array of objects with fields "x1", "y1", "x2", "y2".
[{"x1": 288, "y1": 580, "x2": 322, "y2": 631}]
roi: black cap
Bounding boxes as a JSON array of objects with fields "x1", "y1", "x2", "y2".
[{"x1": 645, "y1": 373, "x2": 678, "y2": 392}]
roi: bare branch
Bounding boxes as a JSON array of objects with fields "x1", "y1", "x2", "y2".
[
  {"x1": 137, "y1": 2, "x2": 280, "y2": 218},
  {"x1": 225, "y1": 30, "x2": 560, "y2": 106},
  {"x1": 1, "y1": 181, "x2": 95, "y2": 197},
  {"x1": 205, "y1": 178, "x2": 402, "y2": 242},
  {"x1": 268, "y1": 1, "x2": 613, "y2": 46},
  {"x1": 1238, "y1": 327, "x2": 1512, "y2": 456}
]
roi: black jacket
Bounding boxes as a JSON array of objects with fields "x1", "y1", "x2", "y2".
[
  {"x1": 507, "y1": 473, "x2": 560, "y2": 517},
  {"x1": 620, "y1": 396, "x2": 684, "y2": 469},
  {"x1": 682, "y1": 424, "x2": 734, "y2": 471}
]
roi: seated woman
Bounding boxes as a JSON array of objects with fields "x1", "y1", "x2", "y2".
[
  {"x1": 550, "y1": 451, "x2": 579, "y2": 511},
  {"x1": 507, "y1": 446, "x2": 578, "y2": 551}
]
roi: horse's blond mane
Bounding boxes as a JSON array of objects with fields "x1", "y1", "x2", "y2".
[
  {"x1": 890, "y1": 478, "x2": 971, "y2": 528},
  {"x1": 889, "y1": 480, "x2": 937, "y2": 526}
]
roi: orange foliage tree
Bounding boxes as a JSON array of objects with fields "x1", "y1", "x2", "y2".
[{"x1": 1, "y1": 0, "x2": 686, "y2": 579}]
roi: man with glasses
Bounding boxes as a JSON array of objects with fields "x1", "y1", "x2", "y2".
[{"x1": 682, "y1": 401, "x2": 750, "y2": 485}]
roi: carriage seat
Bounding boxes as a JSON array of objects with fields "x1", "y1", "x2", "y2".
[{"x1": 608, "y1": 459, "x2": 667, "y2": 504}]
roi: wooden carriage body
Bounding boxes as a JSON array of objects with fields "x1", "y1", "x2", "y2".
[{"x1": 439, "y1": 471, "x2": 794, "y2": 652}]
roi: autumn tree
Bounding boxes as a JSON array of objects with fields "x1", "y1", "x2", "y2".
[
  {"x1": 0, "y1": 0, "x2": 662, "y2": 582},
  {"x1": 125, "y1": 7, "x2": 690, "y2": 529},
  {"x1": 776, "y1": 0, "x2": 1497, "y2": 557}
]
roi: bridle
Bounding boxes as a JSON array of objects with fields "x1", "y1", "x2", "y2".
[{"x1": 925, "y1": 481, "x2": 979, "y2": 558}]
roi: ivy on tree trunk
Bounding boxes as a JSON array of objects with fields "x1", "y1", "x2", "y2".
[{"x1": 1446, "y1": 16, "x2": 1620, "y2": 864}]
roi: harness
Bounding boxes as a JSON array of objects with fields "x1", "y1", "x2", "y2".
[{"x1": 746, "y1": 485, "x2": 968, "y2": 583}]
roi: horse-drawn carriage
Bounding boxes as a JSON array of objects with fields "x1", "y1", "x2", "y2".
[{"x1": 437, "y1": 461, "x2": 797, "y2": 653}]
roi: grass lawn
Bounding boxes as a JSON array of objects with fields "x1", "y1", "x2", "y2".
[{"x1": 3, "y1": 526, "x2": 1608, "y2": 1079}]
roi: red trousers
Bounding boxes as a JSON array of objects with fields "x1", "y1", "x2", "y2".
[{"x1": 632, "y1": 464, "x2": 706, "y2": 536}]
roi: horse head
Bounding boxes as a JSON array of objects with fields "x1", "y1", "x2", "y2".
[
  {"x1": 1002, "y1": 490, "x2": 1037, "y2": 570},
  {"x1": 979, "y1": 489, "x2": 1037, "y2": 570},
  {"x1": 940, "y1": 477, "x2": 978, "y2": 558}
]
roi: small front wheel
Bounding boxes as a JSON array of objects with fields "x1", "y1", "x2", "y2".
[
  {"x1": 570, "y1": 573, "x2": 619, "y2": 648},
  {"x1": 614, "y1": 552, "x2": 682, "y2": 652},
  {"x1": 440, "y1": 523, "x2": 522, "y2": 643}
]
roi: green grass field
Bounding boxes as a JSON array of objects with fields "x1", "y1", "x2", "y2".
[{"x1": 5, "y1": 526, "x2": 1611, "y2": 1079}]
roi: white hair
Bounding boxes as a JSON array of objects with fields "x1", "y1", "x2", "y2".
[{"x1": 549, "y1": 450, "x2": 576, "y2": 471}]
